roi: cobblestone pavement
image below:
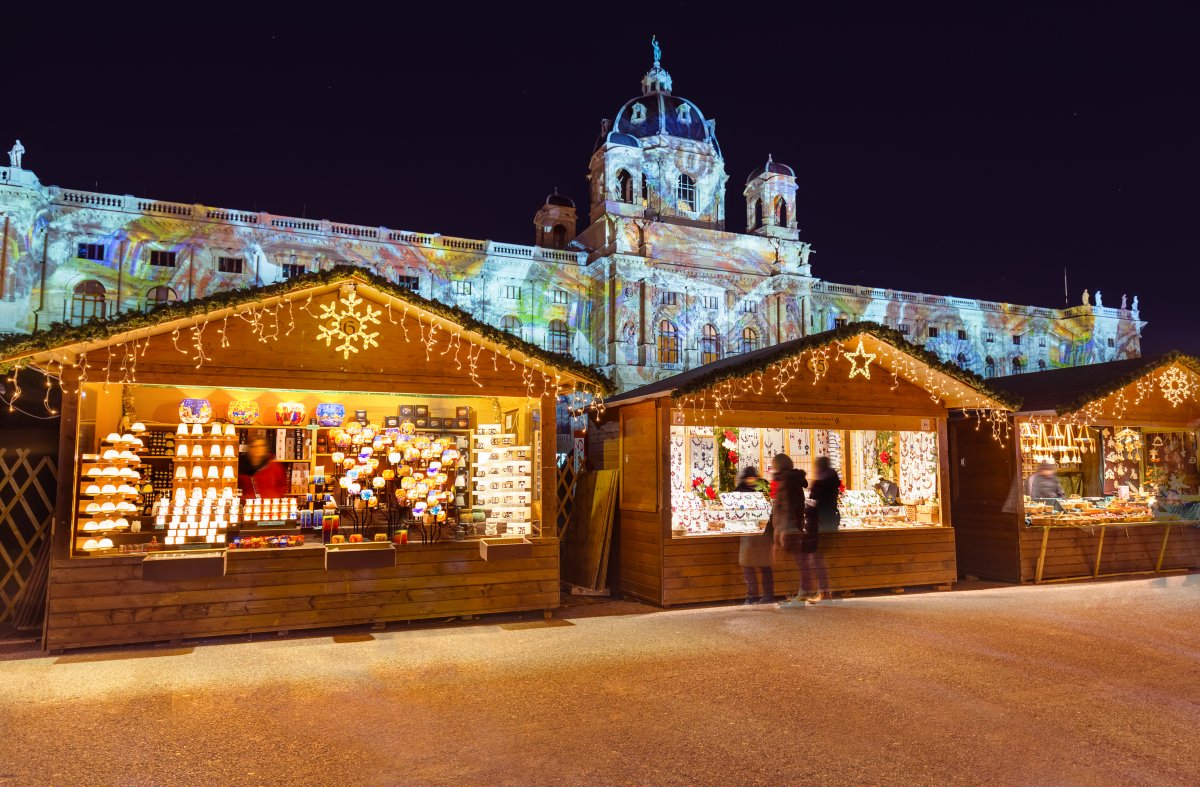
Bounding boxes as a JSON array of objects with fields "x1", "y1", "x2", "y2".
[{"x1": 1, "y1": 575, "x2": 1197, "y2": 786}]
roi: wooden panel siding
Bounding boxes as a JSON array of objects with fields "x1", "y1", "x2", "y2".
[
  {"x1": 660, "y1": 528, "x2": 957, "y2": 605},
  {"x1": 1017, "y1": 525, "x2": 1200, "y2": 582},
  {"x1": 46, "y1": 540, "x2": 560, "y2": 650}
]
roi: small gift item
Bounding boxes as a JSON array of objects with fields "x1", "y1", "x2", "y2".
[
  {"x1": 177, "y1": 423, "x2": 190, "y2": 436},
  {"x1": 315, "y1": 403, "x2": 346, "y2": 427},
  {"x1": 227, "y1": 399, "x2": 260, "y2": 425},
  {"x1": 179, "y1": 398, "x2": 213, "y2": 424},
  {"x1": 275, "y1": 401, "x2": 307, "y2": 426}
]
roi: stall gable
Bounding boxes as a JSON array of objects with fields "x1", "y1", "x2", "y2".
[{"x1": 1059, "y1": 362, "x2": 1200, "y2": 428}]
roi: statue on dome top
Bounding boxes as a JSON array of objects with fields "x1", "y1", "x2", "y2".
[
  {"x1": 652, "y1": 35, "x2": 662, "y2": 64},
  {"x1": 7, "y1": 139, "x2": 24, "y2": 169}
]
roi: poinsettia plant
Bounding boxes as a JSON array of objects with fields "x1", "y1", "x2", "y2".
[{"x1": 692, "y1": 476, "x2": 719, "y2": 503}]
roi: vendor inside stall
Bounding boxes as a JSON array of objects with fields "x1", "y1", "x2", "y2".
[{"x1": 952, "y1": 352, "x2": 1200, "y2": 583}]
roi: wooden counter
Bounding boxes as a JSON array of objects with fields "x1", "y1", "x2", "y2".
[
  {"x1": 621, "y1": 526, "x2": 956, "y2": 606},
  {"x1": 46, "y1": 539, "x2": 560, "y2": 651},
  {"x1": 1020, "y1": 522, "x2": 1200, "y2": 582}
]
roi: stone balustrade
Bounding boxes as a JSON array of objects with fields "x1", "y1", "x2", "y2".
[{"x1": 44, "y1": 187, "x2": 587, "y2": 266}]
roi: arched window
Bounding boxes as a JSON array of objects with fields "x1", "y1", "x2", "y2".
[
  {"x1": 677, "y1": 174, "x2": 697, "y2": 212},
  {"x1": 1038, "y1": 359, "x2": 1047, "y2": 371},
  {"x1": 657, "y1": 320, "x2": 680, "y2": 365},
  {"x1": 640, "y1": 173, "x2": 649, "y2": 205},
  {"x1": 700, "y1": 324, "x2": 721, "y2": 364},
  {"x1": 753, "y1": 199, "x2": 763, "y2": 230},
  {"x1": 677, "y1": 103, "x2": 692, "y2": 124},
  {"x1": 547, "y1": 319, "x2": 570, "y2": 353},
  {"x1": 740, "y1": 326, "x2": 760, "y2": 354},
  {"x1": 984, "y1": 356, "x2": 997, "y2": 378},
  {"x1": 144, "y1": 285, "x2": 178, "y2": 313},
  {"x1": 630, "y1": 102, "x2": 646, "y2": 123},
  {"x1": 501, "y1": 315, "x2": 522, "y2": 335},
  {"x1": 616, "y1": 169, "x2": 633, "y2": 203},
  {"x1": 550, "y1": 225, "x2": 567, "y2": 249},
  {"x1": 71, "y1": 280, "x2": 106, "y2": 323},
  {"x1": 774, "y1": 197, "x2": 788, "y2": 227},
  {"x1": 1011, "y1": 357, "x2": 1024, "y2": 374}
]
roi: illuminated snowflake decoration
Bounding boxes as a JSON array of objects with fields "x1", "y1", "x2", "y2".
[
  {"x1": 1158, "y1": 366, "x2": 1195, "y2": 408},
  {"x1": 845, "y1": 339, "x2": 876, "y2": 380},
  {"x1": 316, "y1": 291, "x2": 382, "y2": 359}
]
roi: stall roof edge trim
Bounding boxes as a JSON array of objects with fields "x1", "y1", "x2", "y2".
[
  {"x1": 606, "y1": 322, "x2": 1018, "y2": 410},
  {"x1": 990, "y1": 351, "x2": 1200, "y2": 416},
  {"x1": 0, "y1": 265, "x2": 614, "y2": 394}
]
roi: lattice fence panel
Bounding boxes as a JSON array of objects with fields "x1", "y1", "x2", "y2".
[{"x1": 0, "y1": 448, "x2": 57, "y2": 624}]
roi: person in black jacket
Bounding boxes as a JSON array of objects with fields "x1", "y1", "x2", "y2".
[
  {"x1": 769, "y1": 454, "x2": 815, "y2": 609},
  {"x1": 794, "y1": 456, "x2": 838, "y2": 604}
]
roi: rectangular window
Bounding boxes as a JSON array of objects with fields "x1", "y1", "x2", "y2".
[
  {"x1": 1107, "y1": 337, "x2": 1115, "y2": 348},
  {"x1": 453, "y1": 279, "x2": 472, "y2": 296},
  {"x1": 660, "y1": 291, "x2": 678, "y2": 307},
  {"x1": 957, "y1": 329, "x2": 968, "y2": 341},
  {"x1": 898, "y1": 324, "x2": 910, "y2": 335},
  {"x1": 702, "y1": 295, "x2": 718, "y2": 310},
  {"x1": 281, "y1": 263, "x2": 305, "y2": 279},
  {"x1": 505, "y1": 285, "x2": 522, "y2": 300},
  {"x1": 1012, "y1": 334, "x2": 1022, "y2": 346},
  {"x1": 984, "y1": 331, "x2": 995, "y2": 343},
  {"x1": 927, "y1": 326, "x2": 939, "y2": 338},
  {"x1": 550, "y1": 289, "x2": 569, "y2": 304},
  {"x1": 741, "y1": 301, "x2": 758, "y2": 315},
  {"x1": 77, "y1": 243, "x2": 106, "y2": 261},
  {"x1": 397, "y1": 274, "x2": 420, "y2": 293},
  {"x1": 149, "y1": 250, "x2": 177, "y2": 268},
  {"x1": 217, "y1": 256, "x2": 244, "y2": 274},
  {"x1": 834, "y1": 315, "x2": 848, "y2": 328},
  {"x1": 1038, "y1": 338, "x2": 1045, "y2": 348}
]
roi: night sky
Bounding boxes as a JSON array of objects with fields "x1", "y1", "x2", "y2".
[{"x1": 7, "y1": 4, "x2": 1197, "y2": 354}]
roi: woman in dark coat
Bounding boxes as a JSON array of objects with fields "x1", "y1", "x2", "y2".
[
  {"x1": 769, "y1": 454, "x2": 815, "y2": 609},
  {"x1": 794, "y1": 456, "x2": 837, "y2": 604},
  {"x1": 735, "y1": 466, "x2": 773, "y2": 603}
]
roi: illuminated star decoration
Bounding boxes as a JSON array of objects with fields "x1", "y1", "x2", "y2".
[
  {"x1": 845, "y1": 339, "x2": 876, "y2": 380},
  {"x1": 317, "y1": 291, "x2": 382, "y2": 359}
]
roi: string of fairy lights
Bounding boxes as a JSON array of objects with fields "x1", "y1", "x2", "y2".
[
  {"x1": 673, "y1": 336, "x2": 1014, "y2": 443},
  {"x1": 0, "y1": 282, "x2": 608, "y2": 421}
]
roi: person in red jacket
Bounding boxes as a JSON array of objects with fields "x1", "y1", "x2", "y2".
[{"x1": 238, "y1": 435, "x2": 288, "y2": 499}]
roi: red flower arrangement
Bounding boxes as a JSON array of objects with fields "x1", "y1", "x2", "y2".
[
  {"x1": 879, "y1": 451, "x2": 891, "y2": 465},
  {"x1": 727, "y1": 450, "x2": 738, "y2": 463}
]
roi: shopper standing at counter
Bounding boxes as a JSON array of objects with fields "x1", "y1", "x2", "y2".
[
  {"x1": 238, "y1": 435, "x2": 288, "y2": 499},
  {"x1": 1027, "y1": 462, "x2": 1065, "y2": 500}
]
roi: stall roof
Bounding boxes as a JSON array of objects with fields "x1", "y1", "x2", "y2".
[
  {"x1": 0, "y1": 266, "x2": 613, "y2": 393},
  {"x1": 990, "y1": 352, "x2": 1200, "y2": 415},
  {"x1": 605, "y1": 322, "x2": 1017, "y2": 410}
]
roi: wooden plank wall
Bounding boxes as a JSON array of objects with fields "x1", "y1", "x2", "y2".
[
  {"x1": 949, "y1": 419, "x2": 1024, "y2": 582},
  {"x1": 45, "y1": 540, "x2": 560, "y2": 650},
  {"x1": 662, "y1": 528, "x2": 957, "y2": 605},
  {"x1": 1018, "y1": 525, "x2": 1200, "y2": 582}
]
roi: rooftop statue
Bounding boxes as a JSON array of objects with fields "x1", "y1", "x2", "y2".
[
  {"x1": 652, "y1": 35, "x2": 662, "y2": 64},
  {"x1": 7, "y1": 139, "x2": 24, "y2": 169}
]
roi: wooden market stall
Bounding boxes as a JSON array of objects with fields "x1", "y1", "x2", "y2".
[
  {"x1": 592, "y1": 323, "x2": 1014, "y2": 605},
  {"x1": 0, "y1": 267, "x2": 610, "y2": 650},
  {"x1": 951, "y1": 353, "x2": 1200, "y2": 583}
]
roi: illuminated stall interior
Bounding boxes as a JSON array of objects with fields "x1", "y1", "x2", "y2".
[
  {"x1": 596, "y1": 323, "x2": 1013, "y2": 605},
  {"x1": 0, "y1": 267, "x2": 609, "y2": 650},
  {"x1": 953, "y1": 353, "x2": 1200, "y2": 584}
]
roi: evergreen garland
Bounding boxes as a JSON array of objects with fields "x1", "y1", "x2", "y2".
[
  {"x1": 1051, "y1": 351, "x2": 1200, "y2": 415},
  {"x1": 0, "y1": 265, "x2": 614, "y2": 393},
  {"x1": 668, "y1": 321, "x2": 1022, "y2": 410}
]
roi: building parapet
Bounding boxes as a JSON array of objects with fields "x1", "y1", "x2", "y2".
[
  {"x1": 811, "y1": 280, "x2": 1129, "y2": 321},
  {"x1": 43, "y1": 186, "x2": 586, "y2": 265}
]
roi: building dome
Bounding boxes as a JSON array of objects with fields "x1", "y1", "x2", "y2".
[
  {"x1": 746, "y1": 155, "x2": 794, "y2": 185},
  {"x1": 545, "y1": 189, "x2": 575, "y2": 208}
]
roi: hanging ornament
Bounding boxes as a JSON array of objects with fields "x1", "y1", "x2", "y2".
[{"x1": 316, "y1": 289, "x2": 382, "y2": 359}]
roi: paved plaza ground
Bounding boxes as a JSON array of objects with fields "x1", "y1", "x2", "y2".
[{"x1": 1, "y1": 575, "x2": 1197, "y2": 786}]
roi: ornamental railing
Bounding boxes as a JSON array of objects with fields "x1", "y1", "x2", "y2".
[{"x1": 46, "y1": 186, "x2": 587, "y2": 266}]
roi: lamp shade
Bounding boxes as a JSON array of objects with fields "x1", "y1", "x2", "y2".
[
  {"x1": 275, "y1": 401, "x2": 307, "y2": 426},
  {"x1": 315, "y1": 403, "x2": 346, "y2": 427},
  {"x1": 179, "y1": 398, "x2": 213, "y2": 424},
  {"x1": 226, "y1": 399, "x2": 260, "y2": 425}
]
